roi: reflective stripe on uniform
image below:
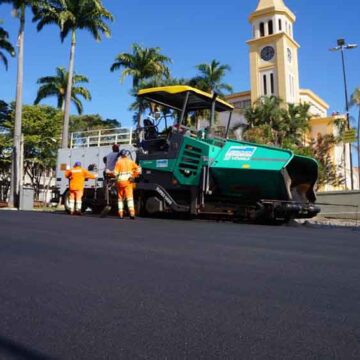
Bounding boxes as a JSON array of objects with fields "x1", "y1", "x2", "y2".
[
  {"x1": 127, "y1": 198, "x2": 134, "y2": 210},
  {"x1": 69, "y1": 200, "x2": 75, "y2": 211},
  {"x1": 75, "y1": 201, "x2": 82, "y2": 211},
  {"x1": 115, "y1": 171, "x2": 132, "y2": 182},
  {"x1": 118, "y1": 201, "x2": 124, "y2": 211}
]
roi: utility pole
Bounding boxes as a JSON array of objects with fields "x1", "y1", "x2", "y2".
[{"x1": 330, "y1": 39, "x2": 357, "y2": 190}]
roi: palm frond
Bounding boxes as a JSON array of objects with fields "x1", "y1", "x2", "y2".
[
  {"x1": 0, "y1": 25, "x2": 15, "y2": 69},
  {"x1": 34, "y1": 84, "x2": 59, "y2": 104},
  {"x1": 0, "y1": 51, "x2": 9, "y2": 70},
  {"x1": 72, "y1": 95, "x2": 83, "y2": 114}
]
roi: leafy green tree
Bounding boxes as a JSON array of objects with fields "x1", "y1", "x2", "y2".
[
  {"x1": 190, "y1": 59, "x2": 232, "y2": 95},
  {"x1": 0, "y1": 99, "x2": 9, "y2": 121},
  {"x1": 308, "y1": 134, "x2": 344, "y2": 188},
  {"x1": 69, "y1": 114, "x2": 121, "y2": 148},
  {"x1": 34, "y1": 66, "x2": 91, "y2": 114},
  {"x1": 33, "y1": 0, "x2": 113, "y2": 148},
  {"x1": 0, "y1": 100, "x2": 122, "y2": 200},
  {"x1": 0, "y1": 22, "x2": 15, "y2": 70},
  {"x1": 69, "y1": 114, "x2": 120, "y2": 133},
  {"x1": 350, "y1": 87, "x2": 360, "y2": 187},
  {"x1": 2, "y1": 103, "x2": 63, "y2": 199}
]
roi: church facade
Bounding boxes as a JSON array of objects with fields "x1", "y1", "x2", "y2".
[{"x1": 223, "y1": 0, "x2": 351, "y2": 190}]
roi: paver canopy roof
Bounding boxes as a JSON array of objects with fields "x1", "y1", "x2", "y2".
[{"x1": 138, "y1": 86, "x2": 234, "y2": 112}]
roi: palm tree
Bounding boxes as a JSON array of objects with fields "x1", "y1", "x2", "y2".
[
  {"x1": 191, "y1": 59, "x2": 233, "y2": 95},
  {"x1": 34, "y1": 67, "x2": 91, "y2": 115},
  {"x1": 350, "y1": 87, "x2": 360, "y2": 188},
  {"x1": 0, "y1": 0, "x2": 40, "y2": 207},
  {"x1": 32, "y1": 0, "x2": 113, "y2": 148},
  {"x1": 244, "y1": 96, "x2": 291, "y2": 147},
  {"x1": 280, "y1": 102, "x2": 311, "y2": 147},
  {"x1": 0, "y1": 22, "x2": 15, "y2": 70},
  {"x1": 243, "y1": 96, "x2": 312, "y2": 149},
  {"x1": 110, "y1": 43, "x2": 172, "y2": 89},
  {"x1": 110, "y1": 43, "x2": 172, "y2": 128}
]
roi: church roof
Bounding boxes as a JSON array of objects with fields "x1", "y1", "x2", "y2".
[
  {"x1": 255, "y1": 0, "x2": 288, "y2": 12},
  {"x1": 250, "y1": 0, "x2": 295, "y2": 22}
]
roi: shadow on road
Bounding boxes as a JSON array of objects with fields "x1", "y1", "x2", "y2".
[{"x1": 0, "y1": 335, "x2": 54, "y2": 359}]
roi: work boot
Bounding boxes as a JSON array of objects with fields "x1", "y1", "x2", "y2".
[
  {"x1": 118, "y1": 212, "x2": 124, "y2": 219},
  {"x1": 130, "y1": 215, "x2": 135, "y2": 220}
]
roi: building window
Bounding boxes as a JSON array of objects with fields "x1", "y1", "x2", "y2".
[
  {"x1": 253, "y1": 26, "x2": 255, "y2": 38},
  {"x1": 263, "y1": 74, "x2": 268, "y2": 95},
  {"x1": 233, "y1": 100, "x2": 251, "y2": 109},
  {"x1": 268, "y1": 20, "x2": 273, "y2": 35},
  {"x1": 270, "y1": 73, "x2": 275, "y2": 94},
  {"x1": 261, "y1": 71, "x2": 276, "y2": 96},
  {"x1": 260, "y1": 22, "x2": 265, "y2": 37},
  {"x1": 278, "y1": 19, "x2": 282, "y2": 31}
]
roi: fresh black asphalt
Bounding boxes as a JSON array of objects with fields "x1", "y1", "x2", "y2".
[{"x1": 0, "y1": 211, "x2": 359, "y2": 359}]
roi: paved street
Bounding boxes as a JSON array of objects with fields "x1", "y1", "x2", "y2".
[{"x1": 0, "y1": 211, "x2": 359, "y2": 359}]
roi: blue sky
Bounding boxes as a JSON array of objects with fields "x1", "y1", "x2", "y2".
[{"x1": 0, "y1": 0, "x2": 360, "y2": 128}]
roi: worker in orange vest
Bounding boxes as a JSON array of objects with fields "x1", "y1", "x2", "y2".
[
  {"x1": 65, "y1": 161, "x2": 97, "y2": 215},
  {"x1": 113, "y1": 150, "x2": 141, "y2": 219}
]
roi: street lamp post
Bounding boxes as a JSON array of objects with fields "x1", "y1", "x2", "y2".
[{"x1": 330, "y1": 39, "x2": 357, "y2": 190}]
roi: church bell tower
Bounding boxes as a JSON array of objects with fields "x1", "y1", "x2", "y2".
[{"x1": 248, "y1": 0, "x2": 300, "y2": 105}]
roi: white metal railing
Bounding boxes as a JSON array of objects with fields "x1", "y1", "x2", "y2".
[{"x1": 70, "y1": 127, "x2": 133, "y2": 148}]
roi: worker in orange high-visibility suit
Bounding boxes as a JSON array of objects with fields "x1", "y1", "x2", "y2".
[
  {"x1": 113, "y1": 150, "x2": 141, "y2": 219},
  {"x1": 65, "y1": 161, "x2": 97, "y2": 215}
]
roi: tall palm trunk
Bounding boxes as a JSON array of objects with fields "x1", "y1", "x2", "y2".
[
  {"x1": 62, "y1": 30, "x2": 76, "y2": 149},
  {"x1": 59, "y1": 100, "x2": 65, "y2": 147},
  {"x1": 137, "y1": 101, "x2": 143, "y2": 144},
  {"x1": 136, "y1": 79, "x2": 143, "y2": 142},
  {"x1": 9, "y1": 5, "x2": 25, "y2": 207}
]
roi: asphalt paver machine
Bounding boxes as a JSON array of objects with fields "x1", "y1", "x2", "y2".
[{"x1": 134, "y1": 86, "x2": 320, "y2": 223}]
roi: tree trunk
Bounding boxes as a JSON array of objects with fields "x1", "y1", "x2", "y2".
[
  {"x1": 62, "y1": 30, "x2": 76, "y2": 149},
  {"x1": 9, "y1": 5, "x2": 25, "y2": 208},
  {"x1": 44, "y1": 169, "x2": 53, "y2": 206},
  {"x1": 137, "y1": 99, "x2": 143, "y2": 144},
  {"x1": 59, "y1": 101, "x2": 65, "y2": 148}
]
